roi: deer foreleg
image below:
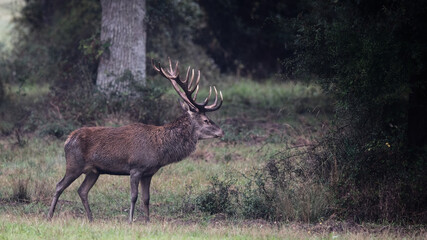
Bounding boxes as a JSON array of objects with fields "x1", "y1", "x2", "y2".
[
  {"x1": 140, "y1": 176, "x2": 152, "y2": 222},
  {"x1": 129, "y1": 170, "x2": 141, "y2": 223}
]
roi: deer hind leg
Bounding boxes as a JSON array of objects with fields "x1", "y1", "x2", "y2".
[
  {"x1": 140, "y1": 176, "x2": 152, "y2": 222},
  {"x1": 48, "y1": 170, "x2": 82, "y2": 220},
  {"x1": 129, "y1": 170, "x2": 142, "y2": 223},
  {"x1": 78, "y1": 172, "x2": 99, "y2": 222}
]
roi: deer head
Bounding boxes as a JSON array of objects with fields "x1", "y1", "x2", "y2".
[{"x1": 152, "y1": 58, "x2": 224, "y2": 139}]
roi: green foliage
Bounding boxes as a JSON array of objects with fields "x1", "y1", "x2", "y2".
[
  {"x1": 11, "y1": 0, "x2": 220, "y2": 86},
  {"x1": 241, "y1": 150, "x2": 330, "y2": 222},
  {"x1": 14, "y1": 0, "x2": 102, "y2": 86},
  {"x1": 79, "y1": 33, "x2": 110, "y2": 61},
  {"x1": 39, "y1": 119, "x2": 76, "y2": 138},
  {"x1": 291, "y1": 0, "x2": 427, "y2": 222},
  {"x1": 240, "y1": 179, "x2": 275, "y2": 220},
  {"x1": 0, "y1": 83, "x2": 35, "y2": 138},
  {"x1": 106, "y1": 70, "x2": 174, "y2": 125},
  {"x1": 50, "y1": 79, "x2": 106, "y2": 127},
  {"x1": 0, "y1": 44, "x2": 12, "y2": 104},
  {"x1": 45, "y1": 71, "x2": 172, "y2": 137},
  {"x1": 312, "y1": 127, "x2": 426, "y2": 222},
  {"x1": 191, "y1": 148, "x2": 330, "y2": 222},
  {"x1": 146, "y1": 0, "x2": 221, "y2": 81},
  {"x1": 195, "y1": 175, "x2": 237, "y2": 216}
]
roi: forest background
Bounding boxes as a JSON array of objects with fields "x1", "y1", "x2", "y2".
[{"x1": 0, "y1": 0, "x2": 426, "y2": 239}]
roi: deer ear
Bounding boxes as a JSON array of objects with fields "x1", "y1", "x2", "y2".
[{"x1": 179, "y1": 100, "x2": 190, "y2": 112}]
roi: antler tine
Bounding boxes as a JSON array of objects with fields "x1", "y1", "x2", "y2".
[
  {"x1": 153, "y1": 58, "x2": 196, "y2": 109},
  {"x1": 151, "y1": 59, "x2": 160, "y2": 72},
  {"x1": 168, "y1": 57, "x2": 173, "y2": 73},
  {"x1": 204, "y1": 87, "x2": 223, "y2": 112},
  {"x1": 152, "y1": 59, "x2": 173, "y2": 79},
  {"x1": 187, "y1": 68, "x2": 193, "y2": 89},
  {"x1": 210, "y1": 86, "x2": 218, "y2": 106},
  {"x1": 185, "y1": 66, "x2": 191, "y2": 85},
  {"x1": 153, "y1": 58, "x2": 223, "y2": 113},
  {"x1": 193, "y1": 85, "x2": 200, "y2": 101},
  {"x1": 188, "y1": 69, "x2": 194, "y2": 85},
  {"x1": 174, "y1": 59, "x2": 179, "y2": 75},
  {"x1": 188, "y1": 70, "x2": 200, "y2": 94},
  {"x1": 160, "y1": 66, "x2": 173, "y2": 79},
  {"x1": 201, "y1": 86, "x2": 212, "y2": 106},
  {"x1": 165, "y1": 57, "x2": 178, "y2": 78}
]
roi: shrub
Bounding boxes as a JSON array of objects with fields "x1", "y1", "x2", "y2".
[
  {"x1": 192, "y1": 148, "x2": 331, "y2": 222},
  {"x1": 195, "y1": 175, "x2": 238, "y2": 216},
  {"x1": 241, "y1": 149, "x2": 330, "y2": 222},
  {"x1": 39, "y1": 120, "x2": 76, "y2": 138},
  {"x1": 313, "y1": 127, "x2": 425, "y2": 223},
  {"x1": 11, "y1": 178, "x2": 31, "y2": 203},
  {"x1": 240, "y1": 180, "x2": 275, "y2": 220}
]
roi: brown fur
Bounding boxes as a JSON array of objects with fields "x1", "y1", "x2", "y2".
[
  {"x1": 64, "y1": 114, "x2": 197, "y2": 175},
  {"x1": 47, "y1": 111, "x2": 223, "y2": 223}
]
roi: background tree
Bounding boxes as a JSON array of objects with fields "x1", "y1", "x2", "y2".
[
  {"x1": 4, "y1": 0, "x2": 208, "y2": 124},
  {"x1": 96, "y1": 0, "x2": 146, "y2": 94}
]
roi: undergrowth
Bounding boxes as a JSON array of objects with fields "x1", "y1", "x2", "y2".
[
  {"x1": 0, "y1": 79, "x2": 333, "y2": 224},
  {"x1": 193, "y1": 147, "x2": 330, "y2": 222}
]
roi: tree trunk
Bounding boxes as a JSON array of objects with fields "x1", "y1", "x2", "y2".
[{"x1": 97, "y1": 0, "x2": 146, "y2": 94}]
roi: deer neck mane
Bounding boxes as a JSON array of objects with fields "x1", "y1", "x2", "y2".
[{"x1": 158, "y1": 113, "x2": 198, "y2": 166}]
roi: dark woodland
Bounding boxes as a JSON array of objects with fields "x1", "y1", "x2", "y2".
[{"x1": 0, "y1": 0, "x2": 426, "y2": 231}]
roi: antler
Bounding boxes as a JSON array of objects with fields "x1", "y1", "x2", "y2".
[{"x1": 152, "y1": 58, "x2": 223, "y2": 113}]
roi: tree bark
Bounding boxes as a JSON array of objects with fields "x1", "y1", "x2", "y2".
[{"x1": 97, "y1": 0, "x2": 146, "y2": 94}]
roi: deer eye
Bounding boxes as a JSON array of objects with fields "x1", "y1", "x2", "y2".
[{"x1": 204, "y1": 119, "x2": 209, "y2": 124}]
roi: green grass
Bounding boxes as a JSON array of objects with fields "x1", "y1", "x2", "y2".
[
  {"x1": 223, "y1": 79, "x2": 322, "y2": 106},
  {"x1": 0, "y1": 214, "x2": 287, "y2": 240},
  {"x1": 0, "y1": 216, "x2": 293, "y2": 240},
  {"x1": 0, "y1": 214, "x2": 423, "y2": 240},
  {"x1": 206, "y1": 79, "x2": 330, "y2": 121},
  {"x1": 1, "y1": 80, "x2": 424, "y2": 239},
  {"x1": 8, "y1": 83, "x2": 51, "y2": 99}
]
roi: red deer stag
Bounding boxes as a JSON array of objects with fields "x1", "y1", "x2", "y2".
[{"x1": 47, "y1": 59, "x2": 224, "y2": 223}]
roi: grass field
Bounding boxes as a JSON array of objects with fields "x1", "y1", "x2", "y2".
[
  {"x1": 0, "y1": 80, "x2": 425, "y2": 239},
  {"x1": 2, "y1": 214, "x2": 424, "y2": 240}
]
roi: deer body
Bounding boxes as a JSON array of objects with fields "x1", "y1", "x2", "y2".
[
  {"x1": 65, "y1": 114, "x2": 198, "y2": 176},
  {"x1": 48, "y1": 59, "x2": 224, "y2": 223}
]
